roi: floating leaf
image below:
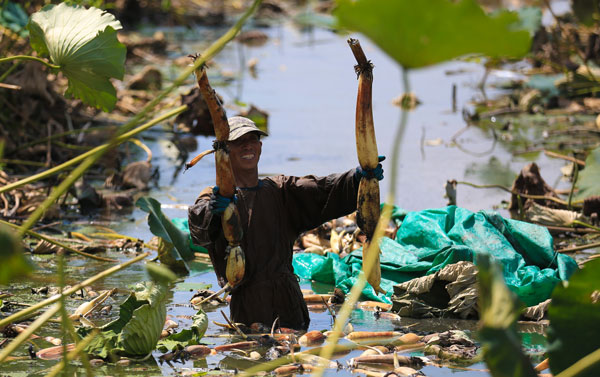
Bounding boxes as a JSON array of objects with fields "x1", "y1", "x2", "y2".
[
  {"x1": 80, "y1": 282, "x2": 167, "y2": 359},
  {"x1": 547, "y1": 259, "x2": 599, "y2": 377},
  {"x1": 0, "y1": 225, "x2": 34, "y2": 284},
  {"x1": 574, "y1": 146, "x2": 600, "y2": 201},
  {"x1": 465, "y1": 156, "x2": 517, "y2": 188},
  {"x1": 157, "y1": 309, "x2": 208, "y2": 352},
  {"x1": 477, "y1": 254, "x2": 538, "y2": 377},
  {"x1": 27, "y1": 3, "x2": 126, "y2": 111},
  {"x1": 334, "y1": 0, "x2": 532, "y2": 69}
]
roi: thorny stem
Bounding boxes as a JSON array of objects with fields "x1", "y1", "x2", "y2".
[
  {"x1": 0, "y1": 55, "x2": 60, "y2": 70},
  {"x1": 0, "y1": 252, "x2": 150, "y2": 329},
  {"x1": 0, "y1": 219, "x2": 117, "y2": 262}
]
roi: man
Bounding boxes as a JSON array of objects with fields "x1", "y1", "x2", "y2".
[{"x1": 188, "y1": 116, "x2": 383, "y2": 330}]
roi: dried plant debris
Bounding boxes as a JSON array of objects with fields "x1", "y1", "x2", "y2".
[{"x1": 509, "y1": 163, "x2": 563, "y2": 211}]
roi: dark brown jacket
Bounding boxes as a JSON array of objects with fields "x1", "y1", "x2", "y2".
[{"x1": 188, "y1": 170, "x2": 358, "y2": 330}]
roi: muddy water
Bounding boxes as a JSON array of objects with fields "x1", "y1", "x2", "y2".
[{"x1": 2, "y1": 16, "x2": 558, "y2": 377}]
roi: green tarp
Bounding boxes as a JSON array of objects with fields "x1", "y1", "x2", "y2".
[{"x1": 292, "y1": 206, "x2": 578, "y2": 306}]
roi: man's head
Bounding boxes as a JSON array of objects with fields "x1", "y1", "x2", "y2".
[{"x1": 226, "y1": 117, "x2": 266, "y2": 176}]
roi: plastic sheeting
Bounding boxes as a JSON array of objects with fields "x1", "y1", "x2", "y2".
[{"x1": 292, "y1": 206, "x2": 578, "y2": 306}]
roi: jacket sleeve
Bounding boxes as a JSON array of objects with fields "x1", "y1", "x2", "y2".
[
  {"x1": 188, "y1": 186, "x2": 228, "y2": 287},
  {"x1": 278, "y1": 169, "x2": 359, "y2": 233}
]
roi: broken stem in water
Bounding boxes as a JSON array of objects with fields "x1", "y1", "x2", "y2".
[
  {"x1": 0, "y1": 219, "x2": 117, "y2": 263},
  {"x1": 455, "y1": 180, "x2": 579, "y2": 207}
]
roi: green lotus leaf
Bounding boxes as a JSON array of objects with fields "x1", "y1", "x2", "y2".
[
  {"x1": 574, "y1": 146, "x2": 600, "y2": 201},
  {"x1": 0, "y1": 225, "x2": 34, "y2": 284},
  {"x1": 27, "y1": 2, "x2": 126, "y2": 111},
  {"x1": 157, "y1": 309, "x2": 208, "y2": 352},
  {"x1": 477, "y1": 254, "x2": 538, "y2": 377},
  {"x1": 334, "y1": 0, "x2": 532, "y2": 69},
  {"x1": 80, "y1": 282, "x2": 167, "y2": 359},
  {"x1": 547, "y1": 259, "x2": 600, "y2": 377},
  {"x1": 136, "y1": 196, "x2": 195, "y2": 265}
]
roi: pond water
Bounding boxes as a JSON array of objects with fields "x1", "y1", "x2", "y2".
[{"x1": 2, "y1": 7, "x2": 567, "y2": 377}]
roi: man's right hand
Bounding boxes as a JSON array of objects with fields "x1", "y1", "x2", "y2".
[{"x1": 209, "y1": 186, "x2": 236, "y2": 215}]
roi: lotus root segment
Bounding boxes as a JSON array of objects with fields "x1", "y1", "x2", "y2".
[
  {"x1": 225, "y1": 245, "x2": 245, "y2": 287},
  {"x1": 222, "y1": 202, "x2": 243, "y2": 244},
  {"x1": 215, "y1": 149, "x2": 236, "y2": 198},
  {"x1": 357, "y1": 177, "x2": 380, "y2": 239}
]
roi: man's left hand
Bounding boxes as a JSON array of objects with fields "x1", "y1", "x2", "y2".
[{"x1": 355, "y1": 155, "x2": 385, "y2": 181}]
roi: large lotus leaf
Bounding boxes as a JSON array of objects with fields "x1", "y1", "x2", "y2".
[
  {"x1": 547, "y1": 259, "x2": 600, "y2": 377},
  {"x1": 0, "y1": 225, "x2": 34, "y2": 284},
  {"x1": 157, "y1": 309, "x2": 208, "y2": 352},
  {"x1": 334, "y1": 0, "x2": 532, "y2": 69},
  {"x1": 80, "y1": 282, "x2": 167, "y2": 359},
  {"x1": 27, "y1": 3, "x2": 126, "y2": 111},
  {"x1": 477, "y1": 254, "x2": 537, "y2": 377},
  {"x1": 118, "y1": 282, "x2": 167, "y2": 356},
  {"x1": 574, "y1": 146, "x2": 600, "y2": 201},
  {"x1": 136, "y1": 197, "x2": 194, "y2": 263}
]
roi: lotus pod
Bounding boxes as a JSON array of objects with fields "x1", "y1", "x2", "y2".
[
  {"x1": 215, "y1": 149, "x2": 236, "y2": 199},
  {"x1": 225, "y1": 245, "x2": 245, "y2": 287},
  {"x1": 356, "y1": 177, "x2": 380, "y2": 239},
  {"x1": 222, "y1": 202, "x2": 243, "y2": 244}
]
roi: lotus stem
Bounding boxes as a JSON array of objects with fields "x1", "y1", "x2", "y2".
[
  {"x1": 312, "y1": 204, "x2": 392, "y2": 377},
  {"x1": 0, "y1": 219, "x2": 117, "y2": 262},
  {"x1": 129, "y1": 138, "x2": 153, "y2": 163},
  {"x1": 0, "y1": 252, "x2": 150, "y2": 329},
  {"x1": 555, "y1": 348, "x2": 600, "y2": 377},
  {"x1": 455, "y1": 180, "x2": 580, "y2": 206},
  {"x1": 0, "y1": 55, "x2": 60, "y2": 69}
]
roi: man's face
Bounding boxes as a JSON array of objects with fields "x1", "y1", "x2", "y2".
[{"x1": 227, "y1": 132, "x2": 262, "y2": 171}]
